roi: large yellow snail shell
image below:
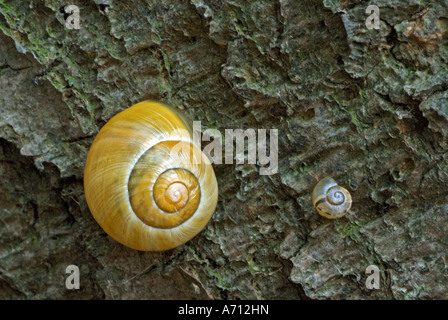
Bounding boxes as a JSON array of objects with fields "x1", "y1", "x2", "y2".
[{"x1": 83, "y1": 101, "x2": 218, "y2": 251}]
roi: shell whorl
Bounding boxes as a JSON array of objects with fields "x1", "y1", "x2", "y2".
[
  {"x1": 312, "y1": 177, "x2": 352, "y2": 219},
  {"x1": 83, "y1": 101, "x2": 218, "y2": 251}
]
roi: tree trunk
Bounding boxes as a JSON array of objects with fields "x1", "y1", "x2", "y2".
[{"x1": 1, "y1": 0, "x2": 447, "y2": 299}]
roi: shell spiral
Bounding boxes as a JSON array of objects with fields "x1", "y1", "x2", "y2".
[
  {"x1": 83, "y1": 101, "x2": 218, "y2": 251},
  {"x1": 312, "y1": 177, "x2": 352, "y2": 219}
]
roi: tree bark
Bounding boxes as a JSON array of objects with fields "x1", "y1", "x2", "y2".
[{"x1": 1, "y1": 0, "x2": 447, "y2": 299}]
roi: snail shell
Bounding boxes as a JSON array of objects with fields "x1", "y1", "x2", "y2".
[
  {"x1": 312, "y1": 177, "x2": 352, "y2": 219},
  {"x1": 83, "y1": 101, "x2": 218, "y2": 251}
]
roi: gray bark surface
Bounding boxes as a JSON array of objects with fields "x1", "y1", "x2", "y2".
[{"x1": 1, "y1": 0, "x2": 447, "y2": 299}]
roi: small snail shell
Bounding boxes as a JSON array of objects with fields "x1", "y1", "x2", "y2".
[
  {"x1": 83, "y1": 101, "x2": 218, "y2": 251},
  {"x1": 312, "y1": 177, "x2": 352, "y2": 219}
]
